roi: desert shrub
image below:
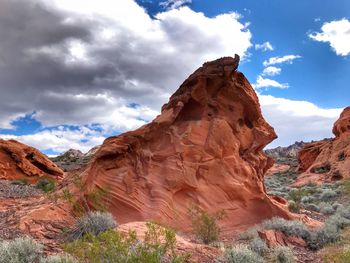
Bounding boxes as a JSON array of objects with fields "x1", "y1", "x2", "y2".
[
  {"x1": 320, "y1": 203, "x2": 335, "y2": 215},
  {"x1": 188, "y1": 206, "x2": 224, "y2": 244},
  {"x1": 239, "y1": 226, "x2": 259, "y2": 240},
  {"x1": 288, "y1": 201, "x2": 301, "y2": 213},
  {"x1": 336, "y1": 206, "x2": 350, "y2": 220},
  {"x1": 36, "y1": 178, "x2": 55, "y2": 193},
  {"x1": 320, "y1": 189, "x2": 338, "y2": 201},
  {"x1": 40, "y1": 254, "x2": 77, "y2": 263},
  {"x1": 0, "y1": 236, "x2": 43, "y2": 263},
  {"x1": 225, "y1": 244, "x2": 264, "y2": 263},
  {"x1": 287, "y1": 188, "x2": 310, "y2": 203},
  {"x1": 308, "y1": 223, "x2": 340, "y2": 250},
  {"x1": 313, "y1": 164, "x2": 331, "y2": 174},
  {"x1": 324, "y1": 249, "x2": 350, "y2": 263},
  {"x1": 304, "y1": 203, "x2": 320, "y2": 212},
  {"x1": 327, "y1": 213, "x2": 350, "y2": 230},
  {"x1": 262, "y1": 217, "x2": 311, "y2": 241},
  {"x1": 271, "y1": 246, "x2": 295, "y2": 263},
  {"x1": 64, "y1": 222, "x2": 189, "y2": 263},
  {"x1": 249, "y1": 237, "x2": 269, "y2": 256},
  {"x1": 301, "y1": 196, "x2": 315, "y2": 204},
  {"x1": 338, "y1": 152, "x2": 346, "y2": 161},
  {"x1": 68, "y1": 211, "x2": 117, "y2": 240}
]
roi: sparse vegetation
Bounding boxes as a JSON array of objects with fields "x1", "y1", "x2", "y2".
[
  {"x1": 0, "y1": 236, "x2": 43, "y2": 263},
  {"x1": 188, "y1": 205, "x2": 224, "y2": 244},
  {"x1": 64, "y1": 222, "x2": 189, "y2": 263},
  {"x1": 68, "y1": 211, "x2": 117, "y2": 240},
  {"x1": 271, "y1": 246, "x2": 295, "y2": 263},
  {"x1": 36, "y1": 178, "x2": 56, "y2": 193},
  {"x1": 249, "y1": 237, "x2": 268, "y2": 256},
  {"x1": 40, "y1": 254, "x2": 78, "y2": 263},
  {"x1": 225, "y1": 244, "x2": 264, "y2": 263}
]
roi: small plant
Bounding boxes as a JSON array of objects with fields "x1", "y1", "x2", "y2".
[
  {"x1": 188, "y1": 205, "x2": 224, "y2": 244},
  {"x1": 40, "y1": 254, "x2": 77, "y2": 263},
  {"x1": 312, "y1": 164, "x2": 331, "y2": 174},
  {"x1": 288, "y1": 200, "x2": 301, "y2": 213},
  {"x1": 68, "y1": 211, "x2": 117, "y2": 240},
  {"x1": 271, "y1": 246, "x2": 295, "y2": 263},
  {"x1": 338, "y1": 152, "x2": 346, "y2": 161},
  {"x1": 64, "y1": 222, "x2": 189, "y2": 263},
  {"x1": 225, "y1": 244, "x2": 264, "y2": 263},
  {"x1": 0, "y1": 236, "x2": 43, "y2": 263},
  {"x1": 36, "y1": 178, "x2": 55, "y2": 193},
  {"x1": 249, "y1": 237, "x2": 269, "y2": 256}
]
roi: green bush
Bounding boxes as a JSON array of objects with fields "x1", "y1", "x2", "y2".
[
  {"x1": 188, "y1": 206, "x2": 224, "y2": 244},
  {"x1": 64, "y1": 222, "x2": 189, "y2": 263},
  {"x1": 36, "y1": 178, "x2": 55, "y2": 193},
  {"x1": 225, "y1": 244, "x2": 264, "y2": 263},
  {"x1": 288, "y1": 200, "x2": 301, "y2": 213},
  {"x1": 249, "y1": 237, "x2": 269, "y2": 256},
  {"x1": 68, "y1": 211, "x2": 117, "y2": 240},
  {"x1": 40, "y1": 254, "x2": 77, "y2": 263},
  {"x1": 0, "y1": 236, "x2": 43, "y2": 263},
  {"x1": 271, "y1": 246, "x2": 295, "y2": 263}
]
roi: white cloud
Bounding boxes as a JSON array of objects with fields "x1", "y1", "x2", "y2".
[
  {"x1": 160, "y1": 0, "x2": 192, "y2": 9},
  {"x1": 0, "y1": 127, "x2": 105, "y2": 153},
  {"x1": 309, "y1": 18, "x2": 350, "y2": 56},
  {"x1": 259, "y1": 95, "x2": 343, "y2": 148},
  {"x1": 253, "y1": 75, "x2": 289, "y2": 89},
  {"x1": 263, "y1": 55, "x2": 302, "y2": 67},
  {"x1": 262, "y1": 66, "x2": 281, "y2": 76},
  {"x1": 255, "y1": 41, "x2": 274, "y2": 51}
]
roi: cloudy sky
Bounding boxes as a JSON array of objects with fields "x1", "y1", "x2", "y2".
[{"x1": 0, "y1": 0, "x2": 349, "y2": 155}]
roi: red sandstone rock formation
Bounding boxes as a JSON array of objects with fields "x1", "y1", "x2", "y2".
[
  {"x1": 294, "y1": 107, "x2": 350, "y2": 186},
  {"x1": 82, "y1": 55, "x2": 292, "y2": 231},
  {"x1": 0, "y1": 139, "x2": 63, "y2": 183}
]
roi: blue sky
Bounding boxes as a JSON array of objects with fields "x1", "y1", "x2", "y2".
[{"x1": 0, "y1": 0, "x2": 349, "y2": 154}]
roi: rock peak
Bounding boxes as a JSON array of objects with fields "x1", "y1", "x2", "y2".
[{"x1": 333, "y1": 106, "x2": 350, "y2": 137}]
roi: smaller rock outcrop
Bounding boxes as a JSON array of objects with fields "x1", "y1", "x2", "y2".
[
  {"x1": 294, "y1": 107, "x2": 350, "y2": 186},
  {"x1": 0, "y1": 139, "x2": 63, "y2": 183}
]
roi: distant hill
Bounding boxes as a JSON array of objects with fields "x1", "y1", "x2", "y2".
[
  {"x1": 265, "y1": 141, "x2": 307, "y2": 160},
  {"x1": 50, "y1": 146, "x2": 100, "y2": 171}
]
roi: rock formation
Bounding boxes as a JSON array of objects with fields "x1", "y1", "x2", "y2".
[
  {"x1": 82, "y1": 55, "x2": 292, "y2": 231},
  {"x1": 265, "y1": 141, "x2": 307, "y2": 159},
  {"x1": 0, "y1": 139, "x2": 63, "y2": 183},
  {"x1": 294, "y1": 107, "x2": 350, "y2": 186}
]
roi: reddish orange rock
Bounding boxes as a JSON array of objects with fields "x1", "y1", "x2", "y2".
[
  {"x1": 82, "y1": 55, "x2": 292, "y2": 231},
  {"x1": 294, "y1": 107, "x2": 350, "y2": 186},
  {"x1": 0, "y1": 139, "x2": 63, "y2": 183},
  {"x1": 258, "y1": 229, "x2": 306, "y2": 248}
]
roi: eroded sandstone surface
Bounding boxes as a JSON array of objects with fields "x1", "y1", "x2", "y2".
[
  {"x1": 0, "y1": 139, "x2": 63, "y2": 183},
  {"x1": 294, "y1": 107, "x2": 350, "y2": 186},
  {"x1": 82, "y1": 55, "x2": 292, "y2": 231}
]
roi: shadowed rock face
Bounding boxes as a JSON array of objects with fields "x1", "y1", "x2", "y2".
[
  {"x1": 82, "y1": 56, "x2": 292, "y2": 230},
  {"x1": 295, "y1": 107, "x2": 350, "y2": 186},
  {"x1": 0, "y1": 139, "x2": 64, "y2": 183}
]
